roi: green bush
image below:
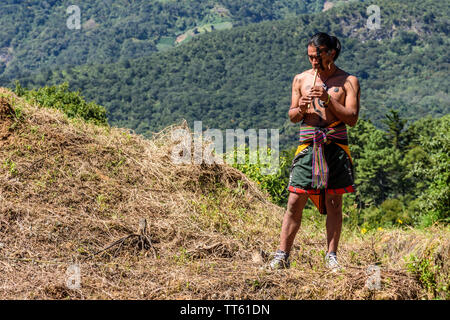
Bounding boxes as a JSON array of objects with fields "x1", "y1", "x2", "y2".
[
  {"x1": 406, "y1": 245, "x2": 449, "y2": 299},
  {"x1": 360, "y1": 206, "x2": 382, "y2": 229},
  {"x1": 15, "y1": 82, "x2": 108, "y2": 126},
  {"x1": 379, "y1": 198, "x2": 412, "y2": 227},
  {"x1": 231, "y1": 145, "x2": 292, "y2": 206},
  {"x1": 412, "y1": 115, "x2": 450, "y2": 227}
]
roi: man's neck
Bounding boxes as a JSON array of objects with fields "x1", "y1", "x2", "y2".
[{"x1": 318, "y1": 64, "x2": 337, "y2": 79}]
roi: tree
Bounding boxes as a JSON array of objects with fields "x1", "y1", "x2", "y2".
[
  {"x1": 412, "y1": 115, "x2": 450, "y2": 226},
  {"x1": 383, "y1": 109, "x2": 407, "y2": 151}
]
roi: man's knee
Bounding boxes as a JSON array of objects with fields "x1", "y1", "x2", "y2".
[
  {"x1": 286, "y1": 193, "x2": 307, "y2": 216},
  {"x1": 325, "y1": 195, "x2": 343, "y2": 213},
  {"x1": 286, "y1": 201, "x2": 298, "y2": 216}
]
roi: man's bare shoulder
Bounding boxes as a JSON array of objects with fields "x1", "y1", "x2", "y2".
[
  {"x1": 343, "y1": 73, "x2": 360, "y2": 91},
  {"x1": 346, "y1": 74, "x2": 360, "y2": 85},
  {"x1": 338, "y1": 72, "x2": 360, "y2": 98},
  {"x1": 331, "y1": 69, "x2": 359, "y2": 89},
  {"x1": 337, "y1": 69, "x2": 359, "y2": 83},
  {"x1": 293, "y1": 69, "x2": 315, "y2": 83}
]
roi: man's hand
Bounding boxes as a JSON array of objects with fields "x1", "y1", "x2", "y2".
[
  {"x1": 308, "y1": 86, "x2": 328, "y2": 102},
  {"x1": 308, "y1": 85, "x2": 329, "y2": 103},
  {"x1": 298, "y1": 96, "x2": 312, "y2": 113}
]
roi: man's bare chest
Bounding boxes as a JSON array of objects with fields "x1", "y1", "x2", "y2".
[
  {"x1": 299, "y1": 74, "x2": 348, "y2": 126},
  {"x1": 301, "y1": 78, "x2": 347, "y2": 105}
]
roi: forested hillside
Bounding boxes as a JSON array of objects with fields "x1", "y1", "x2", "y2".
[
  {"x1": 9, "y1": 0, "x2": 449, "y2": 148},
  {"x1": 0, "y1": 0, "x2": 327, "y2": 80}
]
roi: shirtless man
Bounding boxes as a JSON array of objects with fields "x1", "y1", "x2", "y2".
[{"x1": 270, "y1": 32, "x2": 360, "y2": 271}]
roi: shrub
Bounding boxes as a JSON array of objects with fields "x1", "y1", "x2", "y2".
[
  {"x1": 15, "y1": 81, "x2": 108, "y2": 126},
  {"x1": 231, "y1": 146, "x2": 292, "y2": 206}
]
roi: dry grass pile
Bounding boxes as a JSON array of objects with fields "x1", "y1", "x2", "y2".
[{"x1": 0, "y1": 88, "x2": 448, "y2": 300}]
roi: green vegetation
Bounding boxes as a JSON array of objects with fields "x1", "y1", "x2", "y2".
[
  {"x1": 8, "y1": 0, "x2": 448, "y2": 146},
  {"x1": 348, "y1": 113, "x2": 449, "y2": 229},
  {"x1": 407, "y1": 244, "x2": 449, "y2": 299},
  {"x1": 0, "y1": 0, "x2": 326, "y2": 80},
  {"x1": 237, "y1": 111, "x2": 449, "y2": 230},
  {"x1": 412, "y1": 117, "x2": 450, "y2": 226},
  {"x1": 14, "y1": 82, "x2": 108, "y2": 126},
  {"x1": 230, "y1": 146, "x2": 291, "y2": 206}
]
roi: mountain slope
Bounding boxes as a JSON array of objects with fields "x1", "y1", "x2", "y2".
[
  {"x1": 0, "y1": 87, "x2": 448, "y2": 299},
  {"x1": 0, "y1": 0, "x2": 328, "y2": 80},
  {"x1": 10, "y1": 0, "x2": 449, "y2": 149}
]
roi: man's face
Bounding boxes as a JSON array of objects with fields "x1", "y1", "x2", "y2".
[{"x1": 307, "y1": 45, "x2": 334, "y2": 70}]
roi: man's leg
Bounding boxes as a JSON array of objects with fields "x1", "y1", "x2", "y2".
[
  {"x1": 325, "y1": 193, "x2": 343, "y2": 254},
  {"x1": 279, "y1": 192, "x2": 309, "y2": 253}
]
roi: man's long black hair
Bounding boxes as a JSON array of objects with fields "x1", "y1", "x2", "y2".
[{"x1": 308, "y1": 32, "x2": 341, "y2": 70}]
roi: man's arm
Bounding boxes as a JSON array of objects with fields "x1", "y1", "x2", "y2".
[
  {"x1": 328, "y1": 75, "x2": 360, "y2": 127},
  {"x1": 288, "y1": 75, "x2": 302, "y2": 123}
]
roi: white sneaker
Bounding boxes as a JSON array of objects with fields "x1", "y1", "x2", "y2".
[
  {"x1": 269, "y1": 250, "x2": 290, "y2": 270},
  {"x1": 325, "y1": 252, "x2": 340, "y2": 272}
]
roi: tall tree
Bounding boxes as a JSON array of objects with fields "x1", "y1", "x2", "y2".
[{"x1": 383, "y1": 109, "x2": 407, "y2": 151}]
